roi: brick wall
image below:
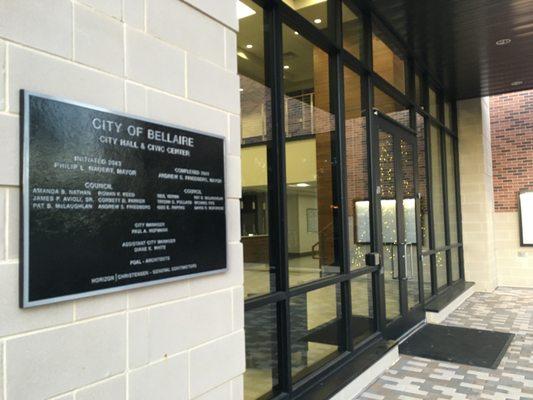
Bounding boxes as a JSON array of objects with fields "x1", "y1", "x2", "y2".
[
  {"x1": 0, "y1": 1, "x2": 244, "y2": 399},
  {"x1": 490, "y1": 90, "x2": 533, "y2": 212}
]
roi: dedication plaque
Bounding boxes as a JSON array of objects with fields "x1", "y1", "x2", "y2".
[{"x1": 21, "y1": 91, "x2": 227, "y2": 307}]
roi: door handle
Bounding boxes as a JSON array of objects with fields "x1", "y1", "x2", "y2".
[
  {"x1": 365, "y1": 252, "x2": 380, "y2": 267},
  {"x1": 400, "y1": 242, "x2": 407, "y2": 258}
]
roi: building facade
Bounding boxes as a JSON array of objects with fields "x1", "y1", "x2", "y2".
[
  {"x1": 0, "y1": 1, "x2": 244, "y2": 399},
  {"x1": 238, "y1": 1, "x2": 465, "y2": 398},
  {"x1": 0, "y1": 0, "x2": 531, "y2": 400}
]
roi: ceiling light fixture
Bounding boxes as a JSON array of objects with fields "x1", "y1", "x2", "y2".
[
  {"x1": 294, "y1": 31, "x2": 299, "y2": 36},
  {"x1": 496, "y1": 38, "x2": 512, "y2": 46},
  {"x1": 295, "y1": 183, "x2": 311, "y2": 188},
  {"x1": 237, "y1": 1, "x2": 256, "y2": 20},
  {"x1": 313, "y1": 18, "x2": 322, "y2": 24},
  {"x1": 239, "y1": 88, "x2": 244, "y2": 92},
  {"x1": 245, "y1": 44, "x2": 253, "y2": 49},
  {"x1": 511, "y1": 80, "x2": 523, "y2": 86},
  {"x1": 283, "y1": 65, "x2": 290, "y2": 70},
  {"x1": 237, "y1": 51, "x2": 248, "y2": 60}
]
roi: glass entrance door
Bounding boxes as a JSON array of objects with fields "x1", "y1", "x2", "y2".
[{"x1": 373, "y1": 113, "x2": 424, "y2": 340}]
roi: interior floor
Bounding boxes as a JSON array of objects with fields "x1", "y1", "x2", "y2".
[{"x1": 243, "y1": 253, "x2": 432, "y2": 400}]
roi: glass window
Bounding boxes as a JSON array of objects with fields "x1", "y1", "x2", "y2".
[
  {"x1": 378, "y1": 130, "x2": 401, "y2": 321},
  {"x1": 445, "y1": 135, "x2": 458, "y2": 244},
  {"x1": 416, "y1": 114, "x2": 430, "y2": 251},
  {"x1": 444, "y1": 101, "x2": 453, "y2": 128},
  {"x1": 414, "y1": 73, "x2": 423, "y2": 106},
  {"x1": 451, "y1": 247, "x2": 460, "y2": 282},
  {"x1": 238, "y1": 0, "x2": 274, "y2": 299},
  {"x1": 290, "y1": 284, "x2": 341, "y2": 381},
  {"x1": 372, "y1": 25, "x2": 406, "y2": 93},
  {"x1": 436, "y1": 251, "x2": 448, "y2": 289},
  {"x1": 282, "y1": 24, "x2": 338, "y2": 287},
  {"x1": 400, "y1": 139, "x2": 420, "y2": 310},
  {"x1": 343, "y1": 67, "x2": 368, "y2": 270},
  {"x1": 418, "y1": 115, "x2": 433, "y2": 299},
  {"x1": 244, "y1": 304, "x2": 279, "y2": 400},
  {"x1": 422, "y1": 255, "x2": 432, "y2": 300},
  {"x1": 430, "y1": 125, "x2": 445, "y2": 248},
  {"x1": 428, "y1": 87, "x2": 438, "y2": 119},
  {"x1": 445, "y1": 135, "x2": 460, "y2": 281},
  {"x1": 432, "y1": 124, "x2": 447, "y2": 290},
  {"x1": 351, "y1": 274, "x2": 376, "y2": 345},
  {"x1": 283, "y1": 0, "x2": 328, "y2": 33},
  {"x1": 342, "y1": 2, "x2": 363, "y2": 60},
  {"x1": 374, "y1": 87, "x2": 409, "y2": 127}
]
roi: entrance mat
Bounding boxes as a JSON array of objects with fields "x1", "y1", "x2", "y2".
[
  {"x1": 304, "y1": 316, "x2": 374, "y2": 346},
  {"x1": 399, "y1": 324, "x2": 514, "y2": 369}
]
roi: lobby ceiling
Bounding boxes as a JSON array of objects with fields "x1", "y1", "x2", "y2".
[{"x1": 367, "y1": 0, "x2": 533, "y2": 100}]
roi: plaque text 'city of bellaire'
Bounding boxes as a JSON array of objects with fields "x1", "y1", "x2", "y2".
[{"x1": 21, "y1": 91, "x2": 227, "y2": 308}]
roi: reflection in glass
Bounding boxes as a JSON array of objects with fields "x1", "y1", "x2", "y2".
[
  {"x1": 282, "y1": 24, "x2": 338, "y2": 287},
  {"x1": 445, "y1": 134, "x2": 459, "y2": 283},
  {"x1": 445, "y1": 101, "x2": 453, "y2": 128},
  {"x1": 374, "y1": 87, "x2": 409, "y2": 127},
  {"x1": 429, "y1": 87, "x2": 438, "y2": 119},
  {"x1": 378, "y1": 131, "x2": 401, "y2": 321},
  {"x1": 290, "y1": 284, "x2": 340, "y2": 381},
  {"x1": 446, "y1": 135, "x2": 460, "y2": 283},
  {"x1": 342, "y1": 2, "x2": 363, "y2": 59},
  {"x1": 436, "y1": 251, "x2": 448, "y2": 289},
  {"x1": 431, "y1": 125, "x2": 446, "y2": 248},
  {"x1": 351, "y1": 274, "x2": 376, "y2": 345},
  {"x1": 414, "y1": 73, "x2": 423, "y2": 106},
  {"x1": 446, "y1": 135, "x2": 458, "y2": 244},
  {"x1": 422, "y1": 255, "x2": 432, "y2": 300},
  {"x1": 400, "y1": 140, "x2": 420, "y2": 309},
  {"x1": 283, "y1": 0, "x2": 328, "y2": 33},
  {"x1": 372, "y1": 25, "x2": 406, "y2": 93},
  {"x1": 238, "y1": 0, "x2": 274, "y2": 299},
  {"x1": 416, "y1": 114, "x2": 430, "y2": 250},
  {"x1": 451, "y1": 247, "x2": 460, "y2": 282},
  {"x1": 244, "y1": 304, "x2": 279, "y2": 400},
  {"x1": 343, "y1": 67, "x2": 368, "y2": 270}
]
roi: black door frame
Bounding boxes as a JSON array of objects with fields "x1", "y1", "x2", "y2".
[{"x1": 371, "y1": 111, "x2": 426, "y2": 340}]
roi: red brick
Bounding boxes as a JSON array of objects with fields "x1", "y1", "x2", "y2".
[{"x1": 490, "y1": 90, "x2": 533, "y2": 212}]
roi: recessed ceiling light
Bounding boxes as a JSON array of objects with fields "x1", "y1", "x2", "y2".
[
  {"x1": 313, "y1": 18, "x2": 322, "y2": 24},
  {"x1": 496, "y1": 38, "x2": 512, "y2": 46},
  {"x1": 294, "y1": 31, "x2": 299, "y2": 36},
  {"x1": 511, "y1": 80, "x2": 523, "y2": 86},
  {"x1": 245, "y1": 44, "x2": 253, "y2": 49},
  {"x1": 239, "y1": 88, "x2": 244, "y2": 92},
  {"x1": 283, "y1": 65, "x2": 290, "y2": 70},
  {"x1": 237, "y1": 51, "x2": 248, "y2": 60},
  {"x1": 237, "y1": 1, "x2": 256, "y2": 20},
  {"x1": 295, "y1": 183, "x2": 311, "y2": 188}
]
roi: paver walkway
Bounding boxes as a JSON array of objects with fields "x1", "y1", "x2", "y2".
[{"x1": 356, "y1": 287, "x2": 533, "y2": 400}]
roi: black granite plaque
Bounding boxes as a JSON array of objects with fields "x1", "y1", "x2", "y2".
[{"x1": 20, "y1": 91, "x2": 227, "y2": 307}]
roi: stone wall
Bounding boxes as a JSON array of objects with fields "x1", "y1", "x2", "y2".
[
  {"x1": 0, "y1": 1, "x2": 244, "y2": 399},
  {"x1": 458, "y1": 98, "x2": 498, "y2": 292}
]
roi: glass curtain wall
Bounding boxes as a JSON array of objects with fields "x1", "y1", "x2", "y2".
[
  {"x1": 238, "y1": 1, "x2": 463, "y2": 398},
  {"x1": 421, "y1": 85, "x2": 463, "y2": 296}
]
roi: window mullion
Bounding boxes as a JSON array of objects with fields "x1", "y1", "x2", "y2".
[{"x1": 265, "y1": 1, "x2": 292, "y2": 393}]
